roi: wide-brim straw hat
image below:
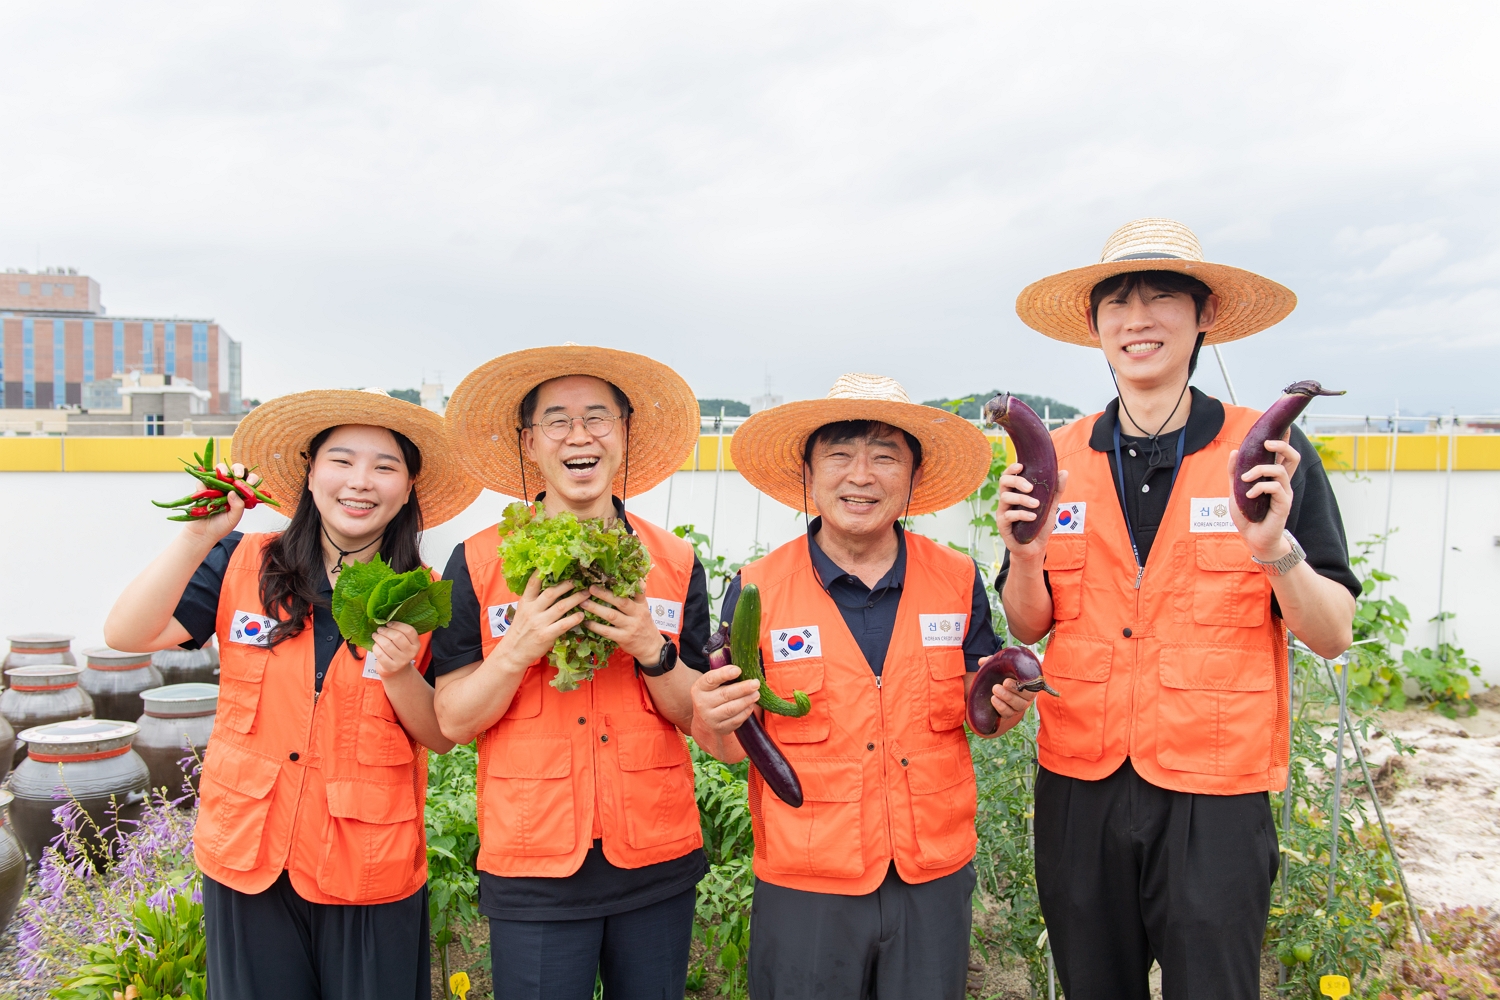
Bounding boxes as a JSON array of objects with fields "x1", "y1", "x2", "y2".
[
  {"x1": 231, "y1": 389, "x2": 481, "y2": 527},
  {"x1": 1016, "y1": 218, "x2": 1297, "y2": 347},
  {"x1": 732, "y1": 373, "x2": 992, "y2": 517},
  {"x1": 444, "y1": 344, "x2": 700, "y2": 499}
]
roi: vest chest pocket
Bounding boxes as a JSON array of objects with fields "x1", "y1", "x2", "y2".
[
  {"x1": 763, "y1": 756, "x2": 864, "y2": 879},
  {"x1": 612, "y1": 722, "x2": 699, "y2": 850},
  {"x1": 1192, "y1": 536, "x2": 1269, "y2": 628},
  {"x1": 196, "y1": 737, "x2": 281, "y2": 871},
  {"x1": 1157, "y1": 642, "x2": 1276, "y2": 776},
  {"x1": 317, "y1": 778, "x2": 421, "y2": 901},
  {"x1": 215, "y1": 645, "x2": 270, "y2": 735},
  {"x1": 1044, "y1": 536, "x2": 1087, "y2": 621},
  {"x1": 356, "y1": 682, "x2": 415, "y2": 767},
  {"x1": 926, "y1": 650, "x2": 966, "y2": 731},
  {"x1": 903, "y1": 738, "x2": 978, "y2": 869},
  {"x1": 482, "y1": 734, "x2": 576, "y2": 857},
  {"x1": 764, "y1": 660, "x2": 829, "y2": 744},
  {"x1": 499, "y1": 667, "x2": 544, "y2": 723},
  {"x1": 1034, "y1": 634, "x2": 1112, "y2": 761}
]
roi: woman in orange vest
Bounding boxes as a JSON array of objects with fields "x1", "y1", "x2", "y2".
[
  {"x1": 691, "y1": 373, "x2": 1009, "y2": 1000},
  {"x1": 105, "y1": 389, "x2": 480, "y2": 1000},
  {"x1": 430, "y1": 346, "x2": 711, "y2": 1000},
  {"x1": 996, "y1": 219, "x2": 1360, "y2": 998}
]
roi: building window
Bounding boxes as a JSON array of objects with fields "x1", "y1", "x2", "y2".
[
  {"x1": 142, "y1": 321, "x2": 154, "y2": 373},
  {"x1": 22, "y1": 318, "x2": 35, "y2": 409},
  {"x1": 18, "y1": 282, "x2": 29, "y2": 296},
  {"x1": 40, "y1": 284, "x2": 52, "y2": 297},
  {"x1": 53, "y1": 320, "x2": 65, "y2": 410},
  {"x1": 113, "y1": 320, "x2": 124, "y2": 375},
  {"x1": 145, "y1": 414, "x2": 165, "y2": 436},
  {"x1": 164, "y1": 322, "x2": 176, "y2": 376},
  {"x1": 83, "y1": 319, "x2": 95, "y2": 384},
  {"x1": 62, "y1": 284, "x2": 75, "y2": 298}
]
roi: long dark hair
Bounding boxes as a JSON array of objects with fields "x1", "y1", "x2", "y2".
[{"x1": 260, "y1": 426, "x2": 425, "y2": 646}]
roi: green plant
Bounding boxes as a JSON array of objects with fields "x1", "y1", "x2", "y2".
[
  {"x1": 673, "y1": 524, "x2": 767, "y2": 618},
  {"x1": 690, "y1": 742, "x2": 755, "y2": 996},
  {"x1": 1401, "y1": 614, "x2": 1482, "y2": 718},
  {"x1": 427, "y1": 743, "x2": 482, "y2": 999},
  {"x1": 52, "y1": 893, "x2": 207, "y2": 1000},
  {"x1": 1376, "y1": 907, "x2": 1500, "y2": 997},
  {"x1": 1345, "y1": 535, "x2": 1412, "y2": 712}
]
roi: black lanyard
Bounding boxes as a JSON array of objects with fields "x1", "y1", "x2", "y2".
[{"x1": 1112, "y1": 419, "x2": 1188, "y2": 570}]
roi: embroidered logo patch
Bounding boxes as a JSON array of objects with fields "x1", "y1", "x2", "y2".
[
  {"x1": 1054, "y1": 502, "x2": 1086, "y2": 535},
  {"x1": 919, "y1": 614, "x2": 967, "y2": 647},
  {"x1": 648, "y1": 598, "x2": 683, "y2": 635},
  {"x1": 1190, "y1": 497, "x2": 1237, "y2": 533},
  {"x1": 771, "y1": 626, "x2": 821, "y2": 662},
  {"x1": 488, "y1": 603, "x2": 518, "y2": 638},
  {"x1": 229, "y1": 611, "x2": 276, "y2": 647}
]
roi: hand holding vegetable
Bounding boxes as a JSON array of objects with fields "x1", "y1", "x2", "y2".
[
  {"x1": 494, "y1": 574, "x2": 592, "y2": 671},
  {"x1": 982, "y1": 394, "x2": 1059, "y2": 545},
  {"x1": 153, "y1": 438, "x2": 279, "y2": 522},
  {"x1": 330, "y1": 554, "x2": 454, "y2": 649},
  {"x1": 729, "y1": 585, "x2": 811, "y2": 718},
  {"x1": 370, "y1": 622, "x2": 422, "y2": 679},
  {"x1": 1231, "y1": 380, "x2": 1345, "y2": 523},
  {"x1": 704, "y1": 623, "x2": 803, "y2": 808},
  {"x1": 581, "y1": 586, "x2": 669, "y2": 665},
  {"x1": 966, "y1": 646, "x2": 1057, "y2": 736}
]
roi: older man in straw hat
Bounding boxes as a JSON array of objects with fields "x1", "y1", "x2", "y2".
[
  {"x1": 429, "y1": 346, "x2": 713, "y2": 1000},
  {"x1": 692, "y1": 373, "x2": 1022, "y2": 1000},
  {"x1": 998, "y1": 219, "x2": 1360, "y2": 997}
]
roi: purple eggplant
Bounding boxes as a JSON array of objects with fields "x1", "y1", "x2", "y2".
[
  {"x1": 1234, "y1": 380, "x2": 1346, "y2": 522},
  {"x1": 966, "y1": 646, "x2": 1059, "y2": 736},
  {"x1": 982, "y1": 394, "x2": 1058, "y2": 544},
  {"x1": 705, "y1": 623, "x2": 804, "y2": 808}
]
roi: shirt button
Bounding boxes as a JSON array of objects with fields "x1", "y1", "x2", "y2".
[
  {"x1": 1129, "y1": 448, "x2": 1137, "y2": 457},
  {"x1": 900, "y1": 758, "x2": 909, "y2": 767},
  {"x1": 1141, "y1": 484, "x2": 1150, "y2": 493},
  {"x1": 289, "y1": 752, "x2": 300, "y2": 761},
  {"x1": 867, "y1": 742, "x2": 875, "y2": 751},
  {"x1": 578, "y1": 717, "x2": 587, "y2": 725},
  {"x1": 1123, "y1": 628, "x2": 1133, "y2": 638},
  {"x1": 600, "y1": 734, "x2": 609, "y2": 743}
]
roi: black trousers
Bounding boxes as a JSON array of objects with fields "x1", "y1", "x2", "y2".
[
  {"x1": 202, "y1": 872, "x2": 430, "y2": 1000},
  {"x1": 487, "y1": 884, "x2": 696, "y2": 1000},
  {"x1": 746, "y1": 862, "x2": 976, "y2": 1000},
  {"x1": 1034, "y1": 760, "x2": 1279, "y2": 1000}
]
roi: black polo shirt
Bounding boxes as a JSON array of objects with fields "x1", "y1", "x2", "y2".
[
  {"x1": 720, "y1": 518, "x2": 1002, "y2": 676},
  {"x1": 427, "y1": 496, "x2": 711, "y2": 922},
  {"x1": 994, "y1": 388, "x2": 1362, "y2": 611}
]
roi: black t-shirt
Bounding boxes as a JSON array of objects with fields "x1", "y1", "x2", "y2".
[
  {"x1": 719, "y1": 519, "x2": 1002, "y2": 676},
  {"x1": 994, "y1": 389, "x2": 1362, "y2": 614},
  {"x1": 427, "y1": 499, "x2": 712, "y2": 921},
  {"x1": 171, "y1": 531, "x2": 422, "y2": 693}
]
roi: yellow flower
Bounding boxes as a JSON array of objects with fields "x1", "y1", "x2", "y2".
[{"x1": 1370, "y1": 900, "x2": 1383, "y2": 918}]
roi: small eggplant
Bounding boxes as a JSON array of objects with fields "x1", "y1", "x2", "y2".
[
  {"x1": 704, "y1": 619, "x2": 806, "y2": 808},
  {"x1": 966, "y1": 646, "x2": 1059, "y2": 736},
  {"x1": 1234, "y1": 380, "x2": 1346, "y2": 523},
  {"x1": 982, "y1": 394, "x2": 1059, "y2": 544}
]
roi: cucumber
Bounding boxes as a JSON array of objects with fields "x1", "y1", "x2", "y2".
[{"x1": 730, "y1": 584, "x2": 812, "y2": 718}]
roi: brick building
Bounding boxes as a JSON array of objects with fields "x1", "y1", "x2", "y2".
[{"x1": 0, "y1": 268, "x2": 242, "y2": 415}]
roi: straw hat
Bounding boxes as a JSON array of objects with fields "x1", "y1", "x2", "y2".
[
  {"x1": 443, "y1": 344, "x2": 700, "y2": 499},
  {"x1": 231, "y1": 389, "x2": 481, "y2": 526},
  {"x1": 731, "y1": 373, "x2": 992, "y2": 517},
  {"x1": 1016, "y1": 218, "x2": 1297, "y2": 347}
]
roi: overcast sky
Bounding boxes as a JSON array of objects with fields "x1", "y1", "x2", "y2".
[{"x1": 3, "y1": 2, "x2": 1497, "y2": 418}]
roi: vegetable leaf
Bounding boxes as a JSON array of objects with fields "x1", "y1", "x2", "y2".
[
  {"x1": 496, "y1": 501, "x2": 653, "y2": 691},
  {"x1": 330, "y1": 554, "x2": 453, "y2": 649}
]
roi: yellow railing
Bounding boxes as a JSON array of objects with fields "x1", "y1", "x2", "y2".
[{"x1": 0, "y1": 437, "x2": 234, "y2": 472}]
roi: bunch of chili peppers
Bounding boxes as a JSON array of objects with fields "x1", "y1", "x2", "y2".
[{"x1": 153, "y1": 438, "x2": 280, "y2": 521}]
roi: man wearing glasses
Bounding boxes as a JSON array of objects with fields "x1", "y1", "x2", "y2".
[{"x1": 430, "y1": 346, "x2": 712, "y2": 1000}]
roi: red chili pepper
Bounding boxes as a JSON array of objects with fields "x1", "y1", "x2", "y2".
[
  {"x1": 231, "y1": 479, "x2": 259, "y2": 508},
  {"x1": 189, "y1": 506, "x2": 210, "y2": 517},
  {"x1": 191, "y1": 488, "x2": 226, "y2": 501}
]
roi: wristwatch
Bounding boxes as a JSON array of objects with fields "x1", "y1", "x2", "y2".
[
  {"x1": 1252, "y1": 530, "x2": 1306, "y2": 576},
  {"x1": 636, "y1": 637, "x2": 678, "y2": 677}
]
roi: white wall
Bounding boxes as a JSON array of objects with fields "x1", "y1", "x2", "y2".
[{"x1": 1, "y1": 469, "x2": 1494, "y2": 682}]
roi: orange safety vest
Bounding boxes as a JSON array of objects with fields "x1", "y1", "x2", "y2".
[
  {"x1": 465, "y1": 514, "x2": 702, "y2": 878},
  {"x1": 193, "y1": 533, "x2": 431, "y2": 904},
  {"x1": 1038, "y1": 405, "x2": 1290, "y2": 796},
  {"x1": 741, "y1": 531, "x2": 979, "y2": 896}
]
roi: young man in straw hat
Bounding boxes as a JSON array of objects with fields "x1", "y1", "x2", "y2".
[
  {"x1": 692, "y1": 373, "x2": 1026, "y2": 1000},
  {"x1": 998, "y1": 219, "x2": 1361, "y2": 997},
  {"x1": 429, "y1": 346, "x2": 713, "y2": 999}
]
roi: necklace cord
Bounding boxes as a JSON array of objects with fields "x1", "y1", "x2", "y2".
[{"x1": 322, "y1": 523, "x2": 381, "y2": 575}]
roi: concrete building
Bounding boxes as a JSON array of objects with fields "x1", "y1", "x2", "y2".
[{"x1": 0, "y1": 268, "x2": 242, "y2": 415}]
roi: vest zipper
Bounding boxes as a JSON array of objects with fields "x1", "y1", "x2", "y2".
[{"x1": 1133, "y1": 565, "x2": 1144, "y2": 590}]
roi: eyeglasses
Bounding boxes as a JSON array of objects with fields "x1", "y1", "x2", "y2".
[{"x1": 532, "y1": 414, "x2": 620, "y2": 441}]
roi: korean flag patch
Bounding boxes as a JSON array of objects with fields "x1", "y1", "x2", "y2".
[
  {"x1": 772, "y1": 625, "x2": 821, "y2": 662},
  {"x1": 229, "y1": 610, "x2": 277, "y2": 647},
  {"x1": 1054, "y1": 502, "x2": 1086, "y2": 535},
  {"x1": 488, "y1": 603, "x2": 518, "y2": 639}
]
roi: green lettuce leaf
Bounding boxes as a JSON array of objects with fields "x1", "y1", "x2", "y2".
[
  {"x1": 330, "y1": 554, "x2": 453, "y2": 649},
  {"x1": 496, "y1": 501, "x2": 653, "y2": 691}
]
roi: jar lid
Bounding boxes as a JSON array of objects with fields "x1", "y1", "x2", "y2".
[
  {"x1": 18, "y1": 718, "x2": 138, "y2": 758},
  {"x1": 7, "y1": 633, "x2": 75, "y2": 651},
  {"x1": 141, "y1": 683, "x2": 219, "y2": 717},
  {"x1": 5, "y1": 664, "x2": 84, "y2": 689},
  {"x1": 83, "y1": 647, "x2": 155, "y2": 670}
]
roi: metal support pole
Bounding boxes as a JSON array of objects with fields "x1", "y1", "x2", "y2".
[
  {"x1": 1212, "y1": 345, "x2": 1239, "y2": 405},
  {"x1": 1328, "y1": 658, "x2": 1347, "y2": 908},
  {"x1": 663, "y1": 473, "x2": 675, "y2": 530},
  {"x1": 1435, "y1": 409, "x2": 1456, "y2": 653},
  {"x1": 1321, "y1": 661, "x2": 1431, "y2": 947},
  {"x1": 709, "y1": 407, "x2": 725, "y2": 563},
  {"x1": 1378, "y1": 402, "x2": 1399, "y2": 595},
  {"x1": 1047, "y1": 949, "x2": 1055, "y2": 1000}
]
